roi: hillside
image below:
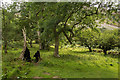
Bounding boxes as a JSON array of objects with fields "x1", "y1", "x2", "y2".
[{"x1": 2, "y1": 44, "x2": 118, "y2": 78}]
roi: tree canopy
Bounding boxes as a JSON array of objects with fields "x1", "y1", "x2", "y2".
[{"x1": 2, "y1": 1, "x2": 119, "y2": 56}]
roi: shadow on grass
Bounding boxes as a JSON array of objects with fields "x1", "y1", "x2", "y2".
[
  {"x1": 103, "y1": 54, "x2": 118, "y2": 59},
  {"x1": 72, "y1": 51, "x2": 90, "y2": 54},
  {"x1": 73, "y1": 51, "x2": 118, "y2": 58},
  {"x1": 39, "y1": 48, "x2": 54, "y2": 53},
  {"x1": 59, "y1": 54, "x2": 81, "y2": 61}
]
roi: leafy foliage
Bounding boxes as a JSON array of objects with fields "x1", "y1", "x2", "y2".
[
  {"x1": 75, "y1": 28, "x2": 100, "y2": 52},
  {"x1": 98, "y1": 29, "x2": 119, "y2": 55}
]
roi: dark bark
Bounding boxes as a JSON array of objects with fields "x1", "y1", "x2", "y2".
[
  {"x1": 85, "y1": 44, "x2": 92, "y2": 52},
  {"x1": 63, "y1": 30, "x2": 72, "y2": 44},
  {"x1": 46, "y1": 44, "x2": 49, "y2": 51},
  {"x1": 103, "y1": 49, "x2": 107, "y2": 55},
  {"x1": 41, "y1": 42, "x2": 45, "y2": 49},
  {"x1": 88, "y1": 46, "x2": 92, "y2": 52},
  {"x1": 29, "y1": 39, "x2": 32, "y2": 48},
  {"x1": 4, "y1": 41, "x2": 7, "y2": 54},
  {"x1": 54, "y1": 27, "x2": 60, "y2": 58},
  {"x1": 54, "y1": 35, "x2": 60, "y2": 57},
  {"x1": 35, "y1": 39, "x2": 39, "y2": 44},
  {"x1": 37, "y1": 30, "x2": 48, "y2": 50}
]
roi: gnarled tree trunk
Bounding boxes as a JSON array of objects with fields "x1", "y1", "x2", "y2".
[
  {"x1": 19, "y1": 28, "x2": 27, "y2": 59},
  {"x1": 54, "y1": 27, "x2": 60, "y2": 58},
  {"x1": 103, "y1": 49, "x2": 107, "y2": 55},
  {"x1": 85, "y1": 44, "x2": 92, "y2": 52},
  {"x1": 88, "y1": 46, "x2": 92, "y2": 52}
]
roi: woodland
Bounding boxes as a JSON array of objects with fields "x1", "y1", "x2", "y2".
[{"x1": 1, "y1": 1, "x2": 120, "y2": 79}]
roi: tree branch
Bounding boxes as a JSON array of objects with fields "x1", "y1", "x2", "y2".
[
  {"x1": 72, "y1": 3, "x2": 101, "y2": 30},
  {"x1": 63, "y1": 30, "x2": 72, "y2": 44},
  {"x1": 64, "y1": 11, "x2": 74, "y2": 28}
]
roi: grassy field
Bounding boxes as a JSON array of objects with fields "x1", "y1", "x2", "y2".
[
  {"x1": 0, "y1": 50, "x2": 2, "y2": 80},
  {"x1": 2, "y1": 44, "x2": 118, "y2": 79}
]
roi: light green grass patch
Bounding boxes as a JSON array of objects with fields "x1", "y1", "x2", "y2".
[{"x1": 2, "y1": 44, "x2": 118, "y2": 78}]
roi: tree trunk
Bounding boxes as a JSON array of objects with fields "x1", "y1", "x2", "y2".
[
  {"x1": 54, "y1": 35, "x2": 60, "y2": 57},
  {"x1": 19, "y1": 28, "x2": 27, "y2": 59},
  {"x1": 37, "y1": 31, "x2": 42, "y2": 50},
  {"x1": 103, "y1": 49, "x2": 107, "y2": 55},
  {"x1": 88, "y1": 46, "x2": 92, "y2": 52},
  {"x1": 54, "y1": 27, "x2": 60, "y2": 58},
  {"x1": 3, "y1": 9, "x2": 7, "y2": 54},
  {"x1": 46, "y1": 44, "x2": 49, "y2": 51},
  {"x1": 29, "y1": 39, "x2": 32, "y2": 48},
  {"x1": 35, "y1": 39, "x2": 39, "y2": 44},
  {"x1": 4, "y1": 41, "x2": 7, "y2": 54},
  {"x1": 42, "y1": 42, "x2": 45, "y2": 49}
]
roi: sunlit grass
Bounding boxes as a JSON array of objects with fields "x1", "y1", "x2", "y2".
[{"x1": 2, "y1": 44, "x2": 118, "y2": 78}]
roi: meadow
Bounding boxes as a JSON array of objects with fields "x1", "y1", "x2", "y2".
[{"x1": 2, "y1": 44, "x2": 118, "y2": 79}]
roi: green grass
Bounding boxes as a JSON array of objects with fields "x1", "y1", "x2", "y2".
[
  {"x1": 2, "y1": 44, "x2": 118, "y2": 78},
  {"x1": 0, "y1": 50, "x2": 2, "y2": 80}
]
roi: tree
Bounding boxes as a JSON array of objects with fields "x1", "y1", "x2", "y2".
[
  {"x1": 98, "y1": 29, "x2": 119, "y2": 55},
  {"x1": 75, "y1": 28, "x2": 99, "y2": 52},
  {"x1": 37, "y1": 2, "x2": 118, "y2": 57},
  {"x1": 2, "y1": 3, "x2": 19, "y2": 53},
  {"x1": 19, "y1": 2, "x2": 50, "y2": 50},
  {"x1": 41, "y1": 2, "x2": 102, "y2": 57},
  {"x1": 3, "y1": 1, "x2": 118, "y2": 58}
]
